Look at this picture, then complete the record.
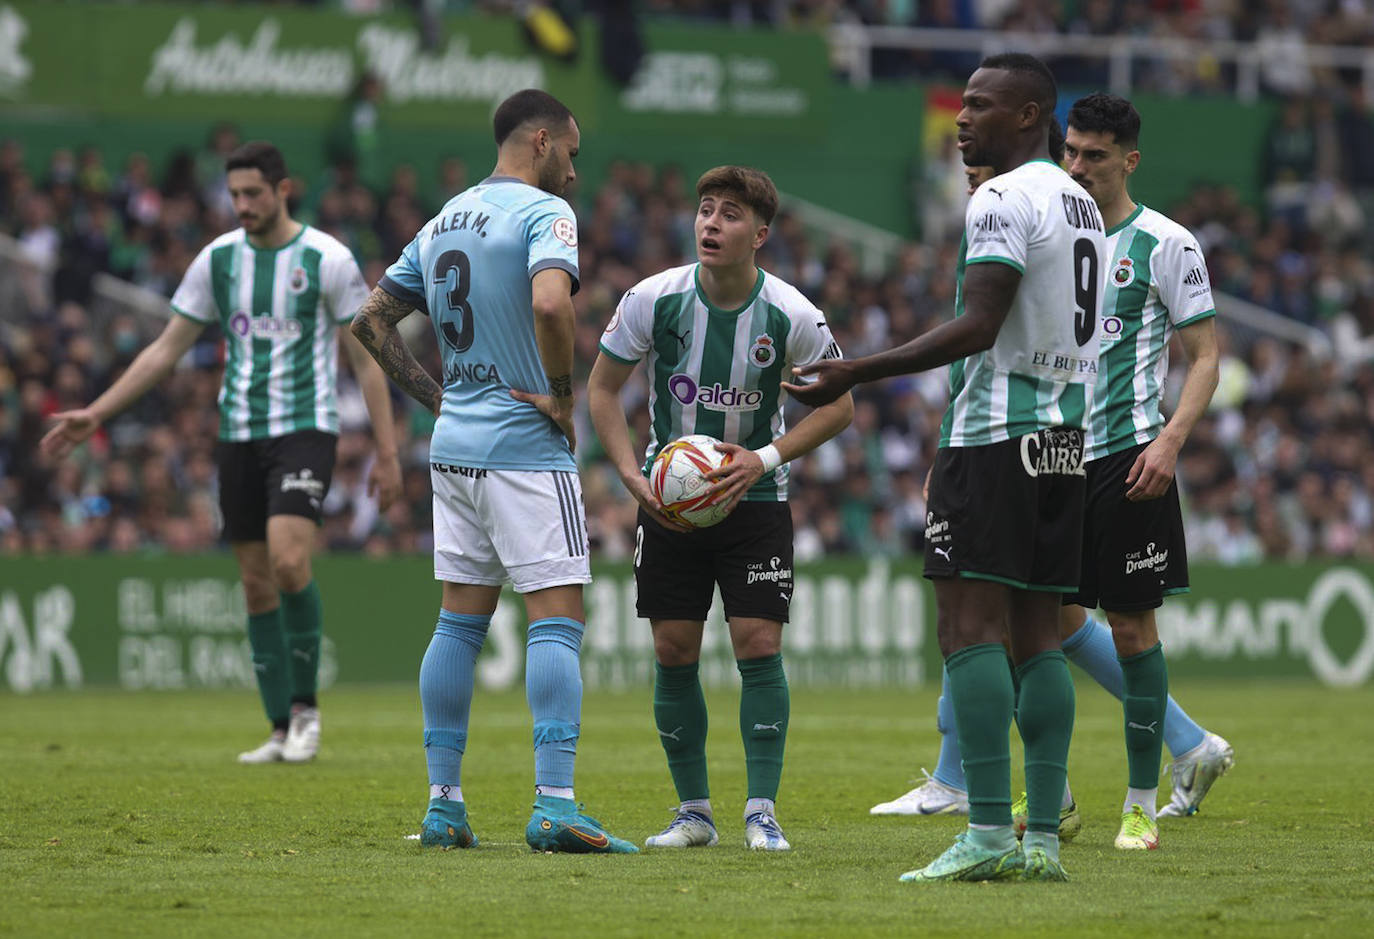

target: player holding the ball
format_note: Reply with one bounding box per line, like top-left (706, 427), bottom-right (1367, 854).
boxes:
top-left (588, 165), bottom-right (853, 852)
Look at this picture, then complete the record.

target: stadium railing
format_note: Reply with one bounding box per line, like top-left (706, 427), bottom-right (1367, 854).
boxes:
top-left (828, 25), bottom-right (1374, 100)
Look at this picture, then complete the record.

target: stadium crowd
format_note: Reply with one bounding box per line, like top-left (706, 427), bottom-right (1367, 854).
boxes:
top-left (2, 98), bottom-right (1372, 563)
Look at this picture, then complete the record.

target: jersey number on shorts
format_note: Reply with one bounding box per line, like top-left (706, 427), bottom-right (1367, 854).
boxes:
top-left (1072, 238), bottom-right (1099, 347)
top-left (434, 250), bottom-right (475, 353)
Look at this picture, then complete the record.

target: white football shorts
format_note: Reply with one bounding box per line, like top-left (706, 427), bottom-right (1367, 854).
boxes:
top-left (430, 464), bottom-right (591, 593)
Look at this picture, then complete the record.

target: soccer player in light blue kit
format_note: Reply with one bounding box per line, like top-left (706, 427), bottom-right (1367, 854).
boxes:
top-left (350, 89), bottom-right (635, 853)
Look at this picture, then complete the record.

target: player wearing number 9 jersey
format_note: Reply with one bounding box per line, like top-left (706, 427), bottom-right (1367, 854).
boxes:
top-left (786, 53), bottom-right (1103, 883)
top-left (351, 89), bottom-right (635, 855)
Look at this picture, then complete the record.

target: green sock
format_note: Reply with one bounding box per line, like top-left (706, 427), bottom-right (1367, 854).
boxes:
top-left (246, 608), bottom-right (291, 726)
top-left (737, 654), bottom-right (789, 801)
top-left (1120, 642), bottom-right (1168, 789)
top-left (654, 662), bottom-right (710, 801)
top-left (281, 580), bottom-right (323, 703)
top-left (945, 643), bottom-right (1015, 827)
top-left (1015, 650), bottom-right (1075, 834)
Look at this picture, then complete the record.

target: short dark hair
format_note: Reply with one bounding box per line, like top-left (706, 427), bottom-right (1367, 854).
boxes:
top-left (225, 141), bottom-right (288, 186)
top-left (1068, 92), bottom-right (1141, 150)
top-left (696, 166), bottom-right (779, 225)
top-left (493, 89), bottom-right (577, 146)
top-left (979, 52), bottom-right (1057, 123)
top-left (1049, 116), bottom-right (1066, 164)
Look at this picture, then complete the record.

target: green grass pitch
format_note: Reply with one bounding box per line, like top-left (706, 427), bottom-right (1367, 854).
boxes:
top-left (3, 680), bottom-right (1373, 937)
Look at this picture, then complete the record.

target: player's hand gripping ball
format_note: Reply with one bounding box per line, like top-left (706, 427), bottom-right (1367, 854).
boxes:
top-left (649, 434), bottom-right (735, 529)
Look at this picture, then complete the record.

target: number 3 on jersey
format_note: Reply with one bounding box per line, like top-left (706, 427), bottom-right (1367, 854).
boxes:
top-left (434, 250), bottom-right (475, 353)
top-left (1072, 238), bottom-right (1098, 347)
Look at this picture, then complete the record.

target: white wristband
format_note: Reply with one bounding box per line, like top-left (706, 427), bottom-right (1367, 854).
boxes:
top-left (753, 444), bottom-right (783, 474)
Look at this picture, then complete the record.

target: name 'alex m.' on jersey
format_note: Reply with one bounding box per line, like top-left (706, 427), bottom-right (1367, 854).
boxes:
top-left (1089, 204), bottom-right (1216, 460)
top-left (379, 176), bottom-right (581, 472)
top-left (941, 160), bottom-right (1107, 449)
top-left (598, 263), bottom-right (842, 502)
top-left (171, 226), bottom-right (370, 442)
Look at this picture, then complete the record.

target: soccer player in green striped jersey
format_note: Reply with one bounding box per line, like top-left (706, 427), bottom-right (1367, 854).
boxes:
top-left (874, 100), bottom-right (1233, 848)
top-left (589, 165), bottom-right (854, 851)
top-left (791, 54), bottom-right (1101, 882)
top-left (42, 142), bottom-right (402, 764)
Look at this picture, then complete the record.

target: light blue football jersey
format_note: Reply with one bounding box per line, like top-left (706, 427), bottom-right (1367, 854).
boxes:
top-left (380, 176), bottom-right (580, 471)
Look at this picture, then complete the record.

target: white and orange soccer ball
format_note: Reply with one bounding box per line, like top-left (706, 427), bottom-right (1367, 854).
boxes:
top-left (649, 434), bottom-right (734, 529)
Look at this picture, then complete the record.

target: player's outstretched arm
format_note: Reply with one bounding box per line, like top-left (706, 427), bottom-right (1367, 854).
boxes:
top-left (784, 262), bottom-right (1020, 406)
top-left (41, 313), bottom-right (206, 461)
top-left (707, 390), bottom-right (855, 512)
top-left (340, 326), bottom-right (403, 511)
top-left (1125, 317), bottom-right (1219, 502)
top-left (350, 287), bottom-right (443, 418)
top-left (511, 268), bottom-right (577, 451)
top-left (587, 352), bottom-right (689, 532)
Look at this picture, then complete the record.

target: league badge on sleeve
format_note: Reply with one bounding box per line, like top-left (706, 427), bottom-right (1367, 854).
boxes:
top-left (553, 217), bottom-right (577, 247)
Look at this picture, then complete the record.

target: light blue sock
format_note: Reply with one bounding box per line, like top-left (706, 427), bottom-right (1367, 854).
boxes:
top-left (526, 617), bottom-right (584, 790)
top-left (419, 611), bottom-right (490, 790)
top-left (1062, 614), bottom-right (1206, 758)
top-left (932, 666), bottom-right (966, 791)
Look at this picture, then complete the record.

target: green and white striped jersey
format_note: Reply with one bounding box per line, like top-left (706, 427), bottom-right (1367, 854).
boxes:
top-left (598, 263), bottom-right (841, 501)
top-left (170, 226), bottom-right (370, 442)
top-left (1087, 204), bottom-right (1215, 460)
top-left (940, 160), bottom-right (1106, 447)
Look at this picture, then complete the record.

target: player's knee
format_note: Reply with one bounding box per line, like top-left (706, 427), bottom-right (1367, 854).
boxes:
top-left (654, 634), bottom-right (699, 667)
top-left (1107, 611), bottom-right (1157, 655)
top-left (269, 552), bottom-right (311, 593)
top-left (732, 631), bottom-right (781, 661)
top-left (240, 575), bottom-right (278, 613)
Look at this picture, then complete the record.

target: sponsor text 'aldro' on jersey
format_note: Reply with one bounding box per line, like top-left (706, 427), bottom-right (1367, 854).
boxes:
top-left (598, 263), bottom-right (842, 501)
top-left (940, 159), bottom-right (1106, 448)
top-left (379, 176), bottom-right (581, 472)
top-left (1088, 203), bottom-right (1215, 460)
top-left (171, 226), bottom-right (370, 442)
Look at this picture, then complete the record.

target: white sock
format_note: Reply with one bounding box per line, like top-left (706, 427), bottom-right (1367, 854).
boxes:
top-left (1124, 787), bottom-right (1158, 820)
top-left (536, 785), bottom-right (575, 800)
top-left (430, 784), bottom-right (463, 803)
top-left (681, 799), bottom-right (712, 818)
top-left (744, 798), bottom-right (775, 818)
top-left (1062, 781), bottom-right (1075, 811)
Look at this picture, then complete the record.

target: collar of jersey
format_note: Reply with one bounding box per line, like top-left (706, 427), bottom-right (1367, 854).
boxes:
top-left (1106, 202), bottom-right (1145, 236)
top-left (246, 223), bottom-right (307, 254)
top-left (480, 175), bottom-right (528, 186)
top-left (693, 265), bottom-right (765, 317)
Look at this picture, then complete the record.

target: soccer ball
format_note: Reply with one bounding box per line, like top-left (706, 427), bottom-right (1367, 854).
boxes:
top-left (649, 434), bottom-right (734, 529)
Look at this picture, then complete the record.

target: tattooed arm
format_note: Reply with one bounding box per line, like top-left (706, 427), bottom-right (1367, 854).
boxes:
top-left (350, 287), bottom-right (444, 417)
top-left (509, 268), bottom-right (577, 451)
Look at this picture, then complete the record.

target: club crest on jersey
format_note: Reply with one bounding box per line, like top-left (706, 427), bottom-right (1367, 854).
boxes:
top-left (552, 217), bottom-right (577, 247)
top-left (1111, 258), bottom-right (1135, 287)
top-left (748, 334), bottom-right (776, 368)
top-left (287, 266), bottom-right (309, 295)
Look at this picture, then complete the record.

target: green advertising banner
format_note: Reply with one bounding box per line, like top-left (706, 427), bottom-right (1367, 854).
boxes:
top-left (1, 556), bottom-right (1370, 695)
top-left (0, 1), bottom-right (828, 136)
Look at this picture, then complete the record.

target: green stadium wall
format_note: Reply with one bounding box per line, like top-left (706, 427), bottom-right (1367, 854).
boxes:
top-left (1, 2), bottom-right (1273, 238)
top-left (2, 556), bottom-right (1370, 694)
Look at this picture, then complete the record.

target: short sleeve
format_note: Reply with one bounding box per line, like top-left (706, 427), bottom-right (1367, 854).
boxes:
top-left (787, 303), bottom-right (843, 369)
top-left (323, 247), bottom-right (371, 324)
top-left (1156, 231), bottom-right (1216, 328)
top-left (378, 234), bottom-right (428, 314)
top-left (963, 181), bottom-right (1035, 273)
top-left (526, 198), bottom-right (580, 295)
top-left (169, 244), bottom-right (217, 323)
top-left (598, 285), bottom-right (654, 364)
